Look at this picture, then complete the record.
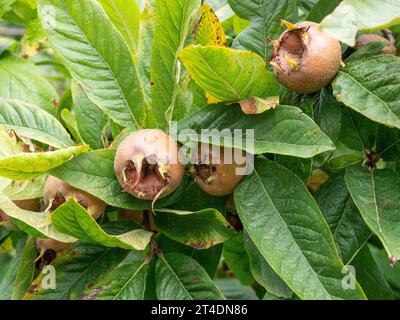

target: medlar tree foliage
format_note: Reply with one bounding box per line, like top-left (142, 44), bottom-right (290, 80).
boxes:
top-left (0, 0), bottom-right (400, 301)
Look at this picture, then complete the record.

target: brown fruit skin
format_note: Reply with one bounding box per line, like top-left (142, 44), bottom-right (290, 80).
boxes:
top-left (114, 129), bottom-right (185, 200)
top-left (272, 21), bottom-right (342, 94)
top-left (36, 238), bottom-right (72, 253)
top-left (0, 199), bottom-right (41, 230)
top-left (193, 144), bottom-right (245, 197)
top-left (355, 34), bottom-right (397, 56)
top-left (44, 176), bottom-right (106, 220)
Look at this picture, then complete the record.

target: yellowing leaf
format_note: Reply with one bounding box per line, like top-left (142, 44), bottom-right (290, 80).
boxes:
top-left (195, 3), bottom-right (227, 47)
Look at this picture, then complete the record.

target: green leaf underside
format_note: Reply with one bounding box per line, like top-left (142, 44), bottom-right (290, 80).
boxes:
top-left (50, 148), bottom-right (191, 210)
top-left (0, 193), bottom-right (76, 243)
top-left (155, 208), bottom-right (236, 249)
top-left (234, 158), bottom-right (365, 300)
top-left (0, 145), bottom-right (89, 180)
top-left (0, 98), bottom-right (72, 149)
top-left (51, 199), bottom-right (153, 251)
top-left (37, 0), bottom-right (144, 128)
top-left (345, 166), bottom-right (400, 261)
top-left (155, 252), bottom-right (225, 300)
top-left (177, 104), bottom-right (335, 158)
top-left (179, 45), bottom-right (279, 102)
top-left (333, 56), bottom-right (400, 130)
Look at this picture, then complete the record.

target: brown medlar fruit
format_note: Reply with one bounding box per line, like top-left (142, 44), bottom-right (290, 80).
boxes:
top-left (0, 199), bottom-right (41, 230)
top-left (355, 34), bottom-right (397, 56)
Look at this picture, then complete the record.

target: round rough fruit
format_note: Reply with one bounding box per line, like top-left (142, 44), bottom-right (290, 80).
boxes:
top-left (114, 129), bottom-right (185, 200)
top-left (44, 176), bottom-right (106, 220)
top-left (0, 199), bottom-right (41, 230)
top-left (36, 238), bottom-right (72, 253)
top-left (193, 144), bottom-right (246, 197)
top-left (355, 34), bottom-right (397, 55)
top-left (269, 20), bottom-right (342, 94)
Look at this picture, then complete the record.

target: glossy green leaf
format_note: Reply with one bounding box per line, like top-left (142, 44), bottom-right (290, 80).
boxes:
top-left (37, 0), bottom-right (144, 128)
top-left (72, 82), bottom-right (107, 150)
top-left (243, 232), bottom-right (292, 298)
top-left (155, 252), bottom-right (225, 300)
top-left (215, 278), bottom-right (258, 300)
top-left (307, 0), bottom-right (341, 23)
top-left (151, 0), bottom-right (201, 128)
top-left (155, 208), bottom-right (236, 249)
top-left (315, 176), bottom-right (371, 264)
top-left (11, 236), bottom-right (36, 300)
top-left (26, 242), bottom-right (128, 300)
top-left (52, 199), bottom-right (153, 251)
top-left (345, 166), bottom-right (400, 262)
top-left (50, 149), bottom-right (191, 211)
top-left (234, 158), bottom-right (365, 300)
top-left (0, 53), bottom-right (58, 116)
top-left (0, 193), bottom-right (76, 243)
top-left (98, 0), bottom-right (140, 56)
top-left (178, 104), bottom-right (335, 158)
top-left (370, 244), bottom-right (400, 292)
top-left (179, 45), bottom-right (279, 104)
top-left (0, 98), bottom-right (72, 149)
top-left (320, 0), bottom-right (400, 46)
top-left (228, 0), bottom-right (297, 59)
top-left (0, 145), bottom-right (89, 180)
top-left (81, 250), bottom-right (149, 300)
top-left (333, 56), bottom-right (400, 130)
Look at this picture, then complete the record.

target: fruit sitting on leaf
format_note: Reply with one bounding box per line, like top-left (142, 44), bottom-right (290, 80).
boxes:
top-left (0, 199), bottom-right (41, 230)
top-left (114, 129), bottom-right (185, 201)
top-left (269, 20), bottom-right (342, 94)
top-left (36, 176), bottom-right (106, 255)
top-left (355, 34), bottom-right (397, 56)
top-left (193, 143), bottom-right (246, 197)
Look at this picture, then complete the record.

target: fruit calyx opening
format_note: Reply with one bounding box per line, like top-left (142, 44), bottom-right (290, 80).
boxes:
top-left (123, 155), bottom-right (169, 197)
top-left (195, 164), bottom-right (217, 184)
top-left (363, 150), bottom-right (379, 170)
top-left (269, 22), bottom-right (310, 75)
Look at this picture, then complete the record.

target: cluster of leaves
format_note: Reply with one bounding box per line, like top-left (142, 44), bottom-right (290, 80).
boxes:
top-left (0, 0), bottom-right (400, 300)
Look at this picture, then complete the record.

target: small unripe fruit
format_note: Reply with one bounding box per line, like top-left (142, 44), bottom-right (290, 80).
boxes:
top-left (193, 144), bottom-right (246, 197)
top-left (270, 21), bottom-right (342, 94)
top-left (114, 129), bottom-right (185, 200)
top-left (0, 199), bottom-right (41, 230)
top-left (355, 34), bottom-right (397, 56)
top-left (44, 176), bottom-right (106, 220)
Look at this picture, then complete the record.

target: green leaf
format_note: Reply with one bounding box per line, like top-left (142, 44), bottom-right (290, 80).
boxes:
top-left (155, 208), bottom-right (236, 249)
top-left (352, 245), bottom-right (395, 300)
top-left (306, 0), bottom-right (341, 23)
top-left (320, 0), bottom-right (400, 46)
top-left (37, 0), bottom-right (144, 128)
top-left (178, 104), bottom-right (335, 158)
top-left (50, 149), bottom-right (191, 211)
top-left (60, 109), bottom-right (83, 143)
top-left (0, 145), bottom-right (89, 180)
top-left (0, 53), bottom-right (58, 116)
top-left (315, 176), bottom-right (371, 264)
top-left (179, 45), bottom-right (279, 104)
top-left (345, 41), bottom-right (386, 63)
top-left (345, 166), bottom-right (400, 261)
top-left (52, 199), bottom-right (153, 251)
top-left (333, 56), bottom-right (400, 130)
top-left (81, 250), bottom-right (148, 300)
top-left (0, 193), bottom-right (76, 243)
top-left (222, 233), bottom-right (254, 286)
top-left (72, 82), bottom-right (107, 150)
top-left (234, 158), bottom-right (366, 300)
top-left (151, 0), bottom-right (201, 128)
top-left (228, 0), bottom-right (297, 59)
top-left (98, 0), bottom-right (140, 56)
top-left (0, 98), bottom-right (72, 149)
top-left (11, 236), bottom-right (37, 300)
top-left (157, 234), bottom-right (222, 277)
top-left (215, 278), bottom-right (258, 300)
top-left (243, 232), bottom-right (293, 298)
top-left (370, 244), bottom-right (400, 293)
top-left (155, 252), bottom-right (225, 300)
top-left (26, 242), bottom-right (128, 300)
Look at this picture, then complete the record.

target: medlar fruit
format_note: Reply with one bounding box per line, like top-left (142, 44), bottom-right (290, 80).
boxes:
top-left (355, 34), bottom-right (397, 56)
top-left (0, 199), bottom-right (41, 230)
top-left (193, 143), bottom-right (246, 197)
top-left (114, 129), bottom-right (185, 201)
top-left (269, 20), bottom-right (342, 94)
